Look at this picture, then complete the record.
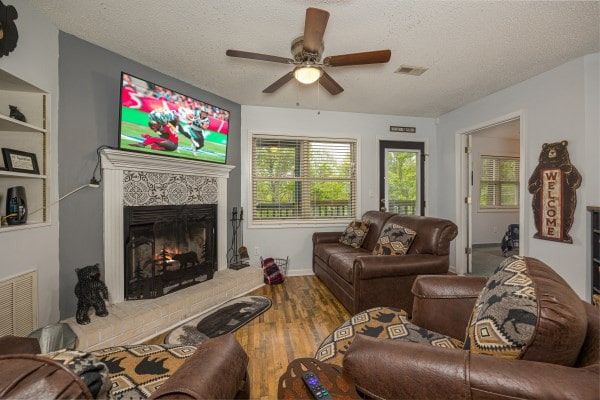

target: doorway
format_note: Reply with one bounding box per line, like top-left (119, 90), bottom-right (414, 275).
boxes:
top-left (457, 116), bottom-right (523, 276)
top-left (379, 140), bottom-right (425, 216)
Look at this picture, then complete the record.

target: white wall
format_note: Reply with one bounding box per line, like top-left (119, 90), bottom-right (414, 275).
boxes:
top-left (472, 135), bottom-right (520, 244)
top-left (0, 0), bottom-right (60, 326)
top-left (437, 53), bottom-right (600, 299)
top-left (240, 106), bottom-right (436, 274)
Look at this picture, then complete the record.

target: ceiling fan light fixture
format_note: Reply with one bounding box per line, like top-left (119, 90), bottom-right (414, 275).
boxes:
top-left (294, 66), bottom-right (322, 84)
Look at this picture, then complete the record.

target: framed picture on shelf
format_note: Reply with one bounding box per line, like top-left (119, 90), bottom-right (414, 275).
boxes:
top-left (2, 148), bottom-right (40, 174)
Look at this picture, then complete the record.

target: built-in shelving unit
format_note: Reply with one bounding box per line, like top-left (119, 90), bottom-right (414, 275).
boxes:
top-left (0, 69), bottom-right (49, 231)
top-left (589, 206), bottom-right (600, 305)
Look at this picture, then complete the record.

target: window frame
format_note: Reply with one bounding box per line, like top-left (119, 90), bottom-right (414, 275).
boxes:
top-left (478, 155), bottom-right (520, 211)
top-left (249, 133), bottom-right (360, 227)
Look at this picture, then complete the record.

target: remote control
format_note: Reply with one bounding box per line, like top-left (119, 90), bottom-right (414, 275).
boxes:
top-left (301, 371), bottom-right (332, 400)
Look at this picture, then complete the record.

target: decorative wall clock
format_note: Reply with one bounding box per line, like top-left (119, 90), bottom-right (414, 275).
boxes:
top-left (0, 0), bottom-right (19, 57)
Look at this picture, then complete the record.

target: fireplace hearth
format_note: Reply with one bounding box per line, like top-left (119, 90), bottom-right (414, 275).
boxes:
top-left (124, 204), bottom-right (217, 300)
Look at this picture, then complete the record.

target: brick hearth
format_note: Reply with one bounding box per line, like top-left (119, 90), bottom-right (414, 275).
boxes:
top-left (64, 267), bottom-right (263, 350)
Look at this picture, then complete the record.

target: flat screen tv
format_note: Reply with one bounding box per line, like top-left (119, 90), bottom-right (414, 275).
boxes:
top-left (118, 72), bottom-right (229, 164)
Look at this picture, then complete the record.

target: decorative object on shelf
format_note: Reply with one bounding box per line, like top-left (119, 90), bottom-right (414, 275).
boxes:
top-left (8, 104), bottom-right (25, 122)
top-left (228, 206), bottom-right (249, 269)
top-left (5, 185), bottom-right (26, 225)
top-left (528, 140), bottom-right (582, 243)
top-left (74, 263), bottom-right (109, 325)
top-left (1, 148), bottom-right (39, 174)
top-left (0, 0), bottom-right (19, 58)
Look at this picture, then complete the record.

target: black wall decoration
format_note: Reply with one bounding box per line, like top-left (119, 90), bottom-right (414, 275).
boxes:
top-left (528, 140), bottom-right (582, 244)
top-left (0, 0), bottom-right (18, 57)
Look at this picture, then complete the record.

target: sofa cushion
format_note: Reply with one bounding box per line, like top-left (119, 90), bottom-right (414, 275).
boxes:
top-left (359, 210), bottom-right (396, 251)
top-left (92, 344), bottom-right (197, 399)
top-left (463, 256), bottom-right (587, 366)
top-left (372, 224), bottom-right (416, 256)
top-left (314, 242), bottom-right (360, 264)
top-left (316, 307), bottom-right (461, 367)
top-left (328, 251), bottom-right (367, 283)
top-left (339, 220), bottom-right (371, 248)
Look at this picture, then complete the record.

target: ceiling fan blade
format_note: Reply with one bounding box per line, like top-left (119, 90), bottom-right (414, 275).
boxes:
top-left (226, 49), bottom-right (293, 64)
top-left (303, 8), bottom-right (329, 54)
top-left (324, 50), bottom-right (391, 67)
top-left (263, 71), bottom-right (295, 93)
top-left (319, 71), bottom-right (344, 95)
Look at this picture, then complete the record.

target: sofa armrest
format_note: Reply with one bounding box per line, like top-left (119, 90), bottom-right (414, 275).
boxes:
top-left (312, 231), bottom-right (342, 245)
top-left (150, 334), bottom-right (249, 400)
top-left (410, 275), bottom-right (487, 340)
top-left (0, 335), bottom-right (41, 355)
top-left (343, 335), bottom-right (599, 400)
top-left (354, 254), bottom-right (448, 280)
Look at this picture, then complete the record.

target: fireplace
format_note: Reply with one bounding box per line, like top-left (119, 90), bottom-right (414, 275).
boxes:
top-left (124, 204), bottom-right (217, 300)
top-left (101, 148), bottom-right (234, 304)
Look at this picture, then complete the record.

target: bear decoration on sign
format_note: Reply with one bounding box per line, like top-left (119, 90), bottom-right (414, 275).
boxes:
top-left (0, 1), bottom-right (19, 57)
top-left (528, 140), bottom-right (582, 244)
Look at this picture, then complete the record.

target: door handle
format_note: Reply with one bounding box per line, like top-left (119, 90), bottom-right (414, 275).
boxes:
top-left (380, 198), bottom-right (386, 212)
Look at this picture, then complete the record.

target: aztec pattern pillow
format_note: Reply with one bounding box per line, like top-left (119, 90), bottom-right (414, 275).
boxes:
top-left (92, 344), bottom-right (197, 399)
top-left (44, 349), bottom-right (112, 399)
top-left (315, 307), bottom-right (462, 366)
top-left (339, 219), bottom-right (371, 248)
top-left (463, 255), bottom-right (537, 359)
top-left (372, 224), bottom-right (416, 255)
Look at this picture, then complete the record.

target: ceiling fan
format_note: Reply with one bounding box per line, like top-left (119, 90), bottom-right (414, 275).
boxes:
top-left (226, 7), bottom-right (391, 95)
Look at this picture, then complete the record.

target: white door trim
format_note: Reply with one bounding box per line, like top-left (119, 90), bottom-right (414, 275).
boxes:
top-left (454, 110), bottom-right (528, 275)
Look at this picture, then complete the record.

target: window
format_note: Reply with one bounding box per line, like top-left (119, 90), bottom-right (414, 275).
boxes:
top-left (479, 156), bottom-right (520, 209)
top-left (251, 135), bottom-right (357, 223)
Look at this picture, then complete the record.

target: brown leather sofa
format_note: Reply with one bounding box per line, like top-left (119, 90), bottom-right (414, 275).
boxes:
top-left (313, 210), bottom-right (458, 314)
top-left (0, 333), bottom-right (249, 399)
top-left (340, 257), bottom-right (600, 400)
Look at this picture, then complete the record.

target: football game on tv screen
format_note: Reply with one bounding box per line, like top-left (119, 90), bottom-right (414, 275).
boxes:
top-left (119, 72), bottom-right (229, 164)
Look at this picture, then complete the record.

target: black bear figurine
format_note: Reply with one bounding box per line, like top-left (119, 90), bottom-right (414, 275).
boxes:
top-left (74, 263), bottom-right (109, 325)
top-left (9, 105), bottom-right (26, 122)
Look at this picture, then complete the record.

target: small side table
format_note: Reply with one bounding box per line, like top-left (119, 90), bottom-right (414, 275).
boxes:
top-left (278, 358), bottom-right (360, 400)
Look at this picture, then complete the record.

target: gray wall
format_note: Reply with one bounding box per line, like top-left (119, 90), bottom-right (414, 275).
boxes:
top-left (58, 32), bottom-right (241, 319)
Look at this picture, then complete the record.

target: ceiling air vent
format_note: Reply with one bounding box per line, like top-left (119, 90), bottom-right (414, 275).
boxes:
top-left (395, 65), bottom-right (428, 76)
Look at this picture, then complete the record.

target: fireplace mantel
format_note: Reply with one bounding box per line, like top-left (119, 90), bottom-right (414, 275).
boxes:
top-left (101, 148), bottom-right (235, 303)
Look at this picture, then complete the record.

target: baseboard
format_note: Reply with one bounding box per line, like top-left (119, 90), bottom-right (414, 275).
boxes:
top-left (286, 268), bottom-right (314, 277)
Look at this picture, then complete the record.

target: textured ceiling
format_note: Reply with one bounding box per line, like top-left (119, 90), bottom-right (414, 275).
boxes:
top-left (27, 0), bottom-right (599, 117)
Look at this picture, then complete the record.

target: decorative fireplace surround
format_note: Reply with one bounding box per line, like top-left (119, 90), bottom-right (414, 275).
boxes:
top-left (62, 149), bottom-right (264, 350)
top-left (101, 148), bottom-right (233, 303)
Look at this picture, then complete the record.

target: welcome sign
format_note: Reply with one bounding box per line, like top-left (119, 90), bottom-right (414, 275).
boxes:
top-left (528, 141), bottom-right (581, 244)
top-left (540, 168), bottom-right (563, 240)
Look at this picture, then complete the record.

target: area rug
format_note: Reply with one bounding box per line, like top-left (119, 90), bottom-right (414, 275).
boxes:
top-left (164, 295), bottom-right (272, 345)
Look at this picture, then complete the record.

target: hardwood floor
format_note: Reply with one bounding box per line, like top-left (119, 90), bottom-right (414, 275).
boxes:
top-left (147, 275), bottom-right (350, 399)
top-left (234, 275), bottom-right (351, 399)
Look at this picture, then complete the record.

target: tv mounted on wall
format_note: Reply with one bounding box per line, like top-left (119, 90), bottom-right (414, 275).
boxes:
top-left (118, 72), bottom-right (229, 164)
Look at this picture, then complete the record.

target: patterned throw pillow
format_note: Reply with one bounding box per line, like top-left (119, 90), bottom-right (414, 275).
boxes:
top-left (372, 224), bottom-right (416, 255)
top-left (463, 256), bottom-right (537, 359)
top-left (339, 219), bottom-right (371, 248)
top-left (464, 255), bottom-right (587, 366)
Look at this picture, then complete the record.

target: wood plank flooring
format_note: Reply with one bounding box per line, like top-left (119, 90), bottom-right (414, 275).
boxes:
top-left (148, 275), bottom-right (350, 399)
top-left (234, 275), bottom-right (351, 399)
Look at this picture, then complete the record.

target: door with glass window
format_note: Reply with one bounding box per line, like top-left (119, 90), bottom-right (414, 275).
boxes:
top-left (379, 141), bottom-right (425, 216)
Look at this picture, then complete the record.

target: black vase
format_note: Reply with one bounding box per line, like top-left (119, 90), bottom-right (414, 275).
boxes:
top-left (6, 186), bottom-right (27, 225)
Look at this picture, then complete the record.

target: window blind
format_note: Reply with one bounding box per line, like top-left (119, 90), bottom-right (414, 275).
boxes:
top-left (252, 135), bottom-right (357, 222)
top-left (479, 156), bottom-right (520, 208)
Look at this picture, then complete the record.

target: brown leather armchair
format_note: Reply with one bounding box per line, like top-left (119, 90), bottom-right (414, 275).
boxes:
top-left (338, 257), bottom-right (599, 400)
top-left (0, 333), bottom-right (249, 399)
